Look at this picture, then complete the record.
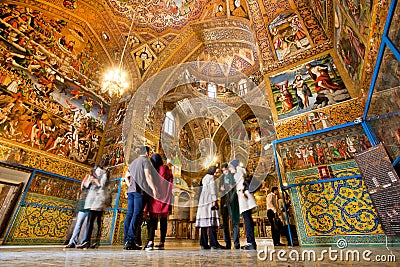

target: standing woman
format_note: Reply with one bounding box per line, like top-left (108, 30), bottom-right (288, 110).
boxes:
top-left (195, 166), bottom-right (224, 249)
top-left (228, 160), bottom-right (258, 250)
top-left (144, 153), bottom-right (173, 251)
top-left (77, 165), bottom-right (108, 249)
top-left (64, 170), bottom-right (93, 248)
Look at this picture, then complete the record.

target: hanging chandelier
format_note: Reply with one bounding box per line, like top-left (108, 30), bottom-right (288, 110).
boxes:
top-left (101, 16), bottom-right (135, 97)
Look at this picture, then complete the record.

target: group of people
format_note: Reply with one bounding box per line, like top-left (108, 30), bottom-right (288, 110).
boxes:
top-left (195, 160), bottom-right (258, 250)
top-left (65, 145), bottom-right (294, 250)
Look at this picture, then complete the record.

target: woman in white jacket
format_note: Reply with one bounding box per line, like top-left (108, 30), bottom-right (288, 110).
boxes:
top-left (229, 160), bottom-right (257, 250)
top-left (195, 166), bottom-right (224, 249)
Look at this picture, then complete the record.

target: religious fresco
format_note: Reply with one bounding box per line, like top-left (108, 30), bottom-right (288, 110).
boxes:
top-left (107, 0), bottom-right (212, 32)
top-left (230, 0), bottom-right (249, 18)
top-left (373, 47), bottom-right (400, 93)
top-left (367, 86), bottom-right (400, 161)
top-left (369, 115), bottom-right (400, 162)
top-left (277, 125), bottom-right (371, 174)
top-left (100, 134), bottom-right (125, 168)
top-left (335, 4), bottom-right (366, 84)
top-left (337, 0), bottom-right (373, 40)
top-left (268, 13), bottom-right (311, 60)
top-left (63, 0), bottom-right (77, 10)
top-left (270, 54), bottom-right (351, 120)
top-left (29, 174), bottom-right (80, 200)
top-left (213, 0), bottom-right (227, 17)
top-left (0, 140), bottom-right (90, 179)
top-left (309, 0), bottom-right (328, 27)
top-left (0, 4), bottom-right (110, 165)
top-left (132, 45), bottom-right (156, 77)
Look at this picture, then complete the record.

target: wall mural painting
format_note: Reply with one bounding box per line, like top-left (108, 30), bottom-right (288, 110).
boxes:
top-left (0, 4), bottom-right (109, 165)
top-left (269, 13), bottom-right (312, 60)
top-left (63, 0), bottom-right (78, 10)
top-left (278, 126), bottom-right (371, 173)
top-left (100, 134), bottom-right (125, 168)
top-left (230, 0), bottom-right (249, 18)
top-left (369, 116), bottom-right (400, 161)
top-left (337, 0), bottom-right (372, 39)
top-left (309, 0), bottom-right (327, 27)
top-left (214, 0), bottom-right (227, 17)
top-left (270, 54), bottom-right (351, 120)
top-left (373, 47), bottom-right (400, 93)
top-left (335, 4), bottom-right (366, 83)
top-left (108, 0), bottom-right (212, 32)
top-left (29, 174), bottom-right (79, 201)
top-left (275, 98), bottom-right (364, 139)
top-left (133, 45), bottom-right (156, 77)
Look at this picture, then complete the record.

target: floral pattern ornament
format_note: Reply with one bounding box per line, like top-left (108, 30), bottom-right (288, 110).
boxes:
top-left (63, 0), bottom-right (77, 10)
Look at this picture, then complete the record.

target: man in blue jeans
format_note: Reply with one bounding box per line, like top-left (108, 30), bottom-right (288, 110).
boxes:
top-left (123, 146), bottom-right (157, 250)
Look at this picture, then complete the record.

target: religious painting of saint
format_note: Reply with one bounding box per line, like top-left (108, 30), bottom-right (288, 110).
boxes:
top-left (335, 4), bottom-right (366, 84)
top-left (270, 54), bottom-right (351, 120)
top-left (269, 13), bottom-right (311, 60)
top-left (133, 46), bottom-right (156, 77)
top-left (230, 0), bottom-right (248, 18)
top-left (337, 0), bottom-right (372, 39)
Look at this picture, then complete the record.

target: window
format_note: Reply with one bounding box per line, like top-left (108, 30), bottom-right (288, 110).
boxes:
top-left (164, 112), bottom-right (175, 136)
top-left (238, 79), bottom-right (248, 96)
top-left (207, 83), bottom-right (217, 98)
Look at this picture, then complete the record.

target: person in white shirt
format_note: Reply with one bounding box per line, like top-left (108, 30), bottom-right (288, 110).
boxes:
top-left (266, 186), bottom-right (284, 246)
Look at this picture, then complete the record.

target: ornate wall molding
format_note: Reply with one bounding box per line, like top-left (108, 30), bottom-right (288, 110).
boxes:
top-left (0, 138), bottom-right (90, 179)
top-left (247, 0), bottom-right (275, 65)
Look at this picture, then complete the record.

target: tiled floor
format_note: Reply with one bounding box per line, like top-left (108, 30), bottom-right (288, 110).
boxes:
top-left (0, 239), bottom-right (399, 266)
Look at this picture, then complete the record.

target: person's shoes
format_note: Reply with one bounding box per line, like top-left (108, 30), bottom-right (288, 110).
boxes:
top-left (154, 243), bottom-right (164, 250)
top-left (234, 244), bottom-right (240, 249)
top-left (124, 242), bottom-right (142, 250)
top-left (200, 245), bottom-right (211, 250)
top-left (211, 245), bottom-right (226, 250)
top-left (241, 244), bottom-right (256, 250)
top-left (90, 242), bottom-right (98, 249)
top-left (76, 241), bottom-right (90, 249)
top-left (64, 244), bottom-right (75, 248)
top-left (144, 243), bottom-right (154, 251)
top-left (274, 243), bottom-right (285, 246)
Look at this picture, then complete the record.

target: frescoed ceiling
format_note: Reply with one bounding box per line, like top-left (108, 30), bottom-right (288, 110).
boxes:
top-left (107, 0), bottom-right (213, 32)
top-left (0, 0), bottom-right (386, 172)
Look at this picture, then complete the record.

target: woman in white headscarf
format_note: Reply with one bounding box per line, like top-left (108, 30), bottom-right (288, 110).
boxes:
top-left (195, 165), bottom-right (224, 249)
top-left (229, 159), bottom-right (257, 250)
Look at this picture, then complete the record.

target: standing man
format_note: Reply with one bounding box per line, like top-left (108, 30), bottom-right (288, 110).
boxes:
top-left (219, 163), bottom-right (240, 249)
top-left (123, 146), bottom-right (158, 250)
top-left (267, 186), bottom-right (284, 246)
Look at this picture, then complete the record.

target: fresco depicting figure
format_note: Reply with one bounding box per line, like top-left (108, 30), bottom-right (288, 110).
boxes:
top-left (0, 4), bottom-right (108, 165)
top-left (270, 55), bottom-right (351, 120)
top-left (292, 75), bottom-right (312, 109)
top-left (335, 4), bottom-right (366, 83)
top-left (269, 13), bottom-right (311, 60)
